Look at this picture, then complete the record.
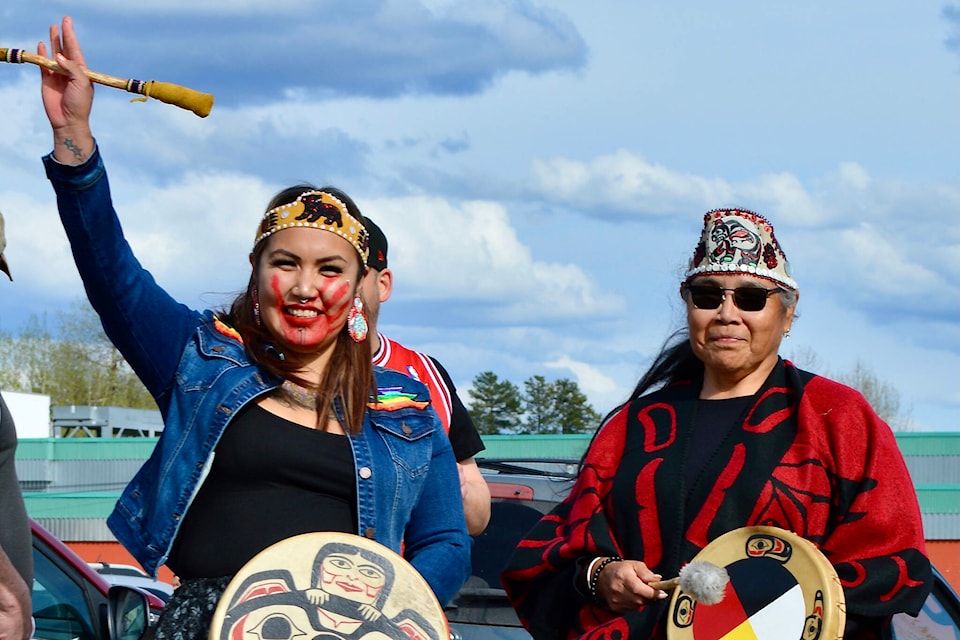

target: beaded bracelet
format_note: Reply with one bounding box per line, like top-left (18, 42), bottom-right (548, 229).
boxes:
top-left (588, 555), bottom-right (622, 602)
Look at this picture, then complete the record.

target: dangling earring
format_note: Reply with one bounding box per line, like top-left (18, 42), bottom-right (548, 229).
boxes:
top-left (782, 331), bottom-right (791, 339)
top-left (347, 295), bottom-right (368, 342)
top-left (253, 286), bottom-right (261, 327)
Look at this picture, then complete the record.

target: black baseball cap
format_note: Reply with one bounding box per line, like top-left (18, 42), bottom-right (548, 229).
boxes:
top-left (365, 217), bottom-right (388, 271)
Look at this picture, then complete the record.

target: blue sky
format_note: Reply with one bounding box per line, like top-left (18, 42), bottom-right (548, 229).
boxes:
top-left (0, 1), bottom-right (957, 430)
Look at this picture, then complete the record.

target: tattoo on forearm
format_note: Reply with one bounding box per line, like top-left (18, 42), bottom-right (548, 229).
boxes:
top-left (64, 138), bottom-right (86, 161)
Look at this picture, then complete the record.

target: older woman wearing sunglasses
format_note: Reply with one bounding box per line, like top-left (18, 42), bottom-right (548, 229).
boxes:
top-left (503, 208), bottom-right (932, 640)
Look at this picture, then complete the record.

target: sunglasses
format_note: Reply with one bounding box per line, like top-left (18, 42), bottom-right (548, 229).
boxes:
top-left (684, 284), bottom-right (783, 312)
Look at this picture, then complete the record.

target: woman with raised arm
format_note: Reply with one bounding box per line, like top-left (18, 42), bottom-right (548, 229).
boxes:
top-left (38, 17), bottom-right (469, 639)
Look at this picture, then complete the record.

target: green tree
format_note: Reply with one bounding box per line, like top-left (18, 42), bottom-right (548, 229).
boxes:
top-left (468, 371), bottom-right (522, 434)
top-left (0, 302), bottom-right (155, 411)
top-left (518, 375), bottom-right (601, 434)
top-left (551, 378), bottom-right (602, 434)
top-left (521, 375), bottom-right (560, 434)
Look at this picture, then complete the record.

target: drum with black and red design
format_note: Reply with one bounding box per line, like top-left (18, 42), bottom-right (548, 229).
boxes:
top-left (208, 532), bottom-right (448, 640)
top-left (667, 526), bottom-right (845, 640)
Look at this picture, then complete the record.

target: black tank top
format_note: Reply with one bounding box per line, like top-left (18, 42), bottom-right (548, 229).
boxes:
top-left (167, 403), bottom-right (357, 578)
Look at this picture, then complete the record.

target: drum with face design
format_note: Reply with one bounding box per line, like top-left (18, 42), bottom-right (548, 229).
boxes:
top-left (208, 532), bottom-right (447, 640)
top-left (667, 526), bottom-right (845, 640)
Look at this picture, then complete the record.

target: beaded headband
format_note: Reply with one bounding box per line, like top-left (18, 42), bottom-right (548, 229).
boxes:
top-left (685, 208), bottom-right (797, 290)
top-left (253, 190), bottom-right (369, 262)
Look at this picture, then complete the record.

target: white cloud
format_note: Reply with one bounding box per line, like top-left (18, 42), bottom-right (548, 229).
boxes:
top-left (108, 171), bottom-right (277, 302)
top-left (835, 223), bottom-right (944, 294)
top-left (0, 75), bottom-right (56, 165)
top-left (544, 354), bottom-right (618, 395)
top-left (530, 150), bottom-right (841, 227)
top-left (367, 195), bottom-right (625, 321)
top-left (738, 172), bottom-right (828, 226)
top-left (837, 162), bottom-right (871, 190)
top-left (531, 150), bottom-right (734, 217)
top-left (0, 193), bottom-right (80, 300)
top-left (526, 149), bottom-right (959, 312)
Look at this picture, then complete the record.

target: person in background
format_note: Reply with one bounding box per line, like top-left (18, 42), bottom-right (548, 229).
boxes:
top-left (37, 17), bottom-right (469, 640)
top-left (0, 211), bottom-right (11, 282)
top-left (0, 211), bottom-right (34, 640)
top-left (361, 217), bottom-right (491, 535)
top-left (502, 207), bottom-right (932, 640)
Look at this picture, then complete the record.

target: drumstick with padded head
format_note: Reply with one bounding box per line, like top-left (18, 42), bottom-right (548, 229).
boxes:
top-left (0, 47), bottom-right (214, 118)
top-left (650, 560), bottom-right (729, 605)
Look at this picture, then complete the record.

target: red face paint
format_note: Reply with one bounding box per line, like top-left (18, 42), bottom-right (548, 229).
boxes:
top-left (265, 274), bottom-right (353, 350)
top-left (256, 226), bottom-right (361, 357)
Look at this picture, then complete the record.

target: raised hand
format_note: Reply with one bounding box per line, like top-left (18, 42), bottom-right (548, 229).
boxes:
top-left (37, 16), bottom-right (94, 164)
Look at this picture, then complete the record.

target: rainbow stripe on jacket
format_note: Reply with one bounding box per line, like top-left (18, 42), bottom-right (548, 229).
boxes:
top-left (368, 386), bottom-right (429, 411)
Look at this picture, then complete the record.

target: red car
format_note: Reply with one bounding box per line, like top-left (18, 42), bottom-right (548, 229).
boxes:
top-left (30, 518), bottom-right (164, 640)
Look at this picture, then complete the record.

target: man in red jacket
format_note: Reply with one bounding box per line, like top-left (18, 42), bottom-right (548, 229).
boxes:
top-left (361, 218), bottom-right (490, 535)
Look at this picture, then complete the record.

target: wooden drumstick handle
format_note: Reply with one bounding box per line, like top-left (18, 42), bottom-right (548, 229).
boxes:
top-left (1, 47), bottom-right (214, 118)
top-left (649, 576), bottom-right (680, 591)
top-left (650, 561), bottom-right (729, 605)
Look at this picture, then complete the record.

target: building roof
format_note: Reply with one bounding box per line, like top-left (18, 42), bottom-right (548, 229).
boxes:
top-left (16, 432), bottom-right (960, 541)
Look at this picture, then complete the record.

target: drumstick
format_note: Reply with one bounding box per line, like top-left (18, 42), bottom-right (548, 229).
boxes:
top-left (1, 47), bottom-right (214, 118)
top-left (650, 560), bottom-right (729, 605)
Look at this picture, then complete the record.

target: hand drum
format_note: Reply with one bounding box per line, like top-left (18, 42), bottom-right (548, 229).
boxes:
top-left (208, 532), bottom-right (448, 640)
top-left (667, 526), bottom-right (845, 640)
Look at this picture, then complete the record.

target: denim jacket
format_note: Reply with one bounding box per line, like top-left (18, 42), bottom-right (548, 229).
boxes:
top-left (43, 148), bottom-right (470, 605)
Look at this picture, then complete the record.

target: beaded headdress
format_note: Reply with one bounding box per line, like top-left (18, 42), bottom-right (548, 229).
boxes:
top-left (253, 190), bottom-right (369, 263)
top-left (685, 208), bottom-right (797, 290)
